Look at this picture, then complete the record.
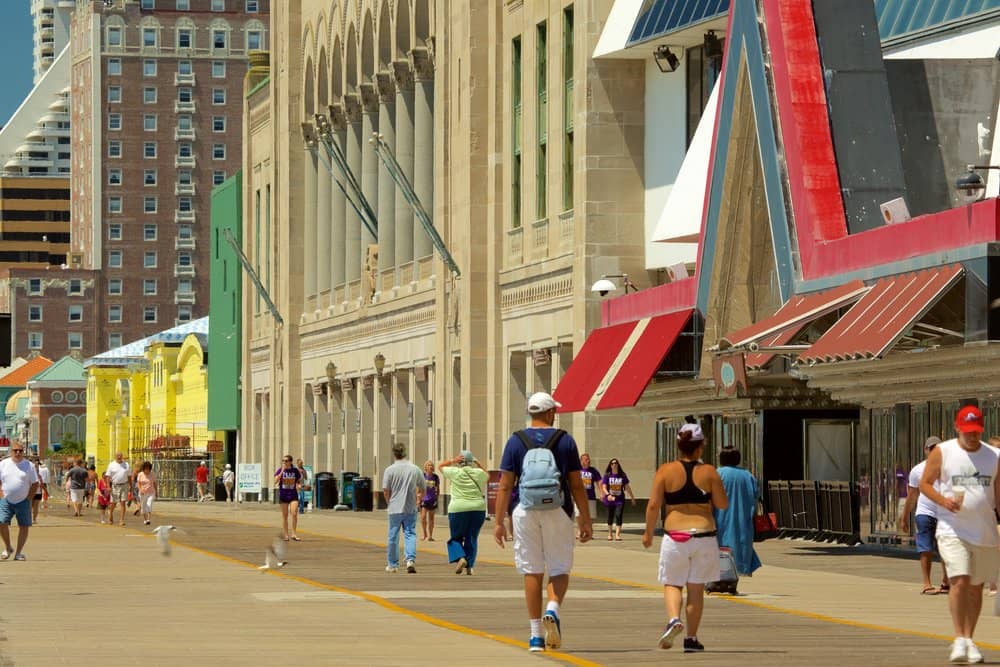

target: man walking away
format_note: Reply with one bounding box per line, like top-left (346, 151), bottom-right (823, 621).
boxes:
top-left (494, 392), bottom-right (592, 653)
top-left (0, 443), bottom-right (39, 561)
top-left (920, 406), bottom-right (1000, 664)
top-left (382, 443), bottom-right (425, 573)
top-left (67, 459), bottom-right (88, 517)
top-left (195, 461), bottom-right (211, 502)
top-left (105, 452), bottom-right (131, 526)
top-left (899, 436), bottom-right (948, 594)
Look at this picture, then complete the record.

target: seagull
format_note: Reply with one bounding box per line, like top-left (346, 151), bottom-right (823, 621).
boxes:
top-left (258, 537), bottom-right (288, 572)
top-left (152, 525), bottom-right (185, 557)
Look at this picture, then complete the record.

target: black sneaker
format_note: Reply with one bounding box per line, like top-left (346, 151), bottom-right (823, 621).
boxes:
top-left (683, 638), bottom-right (705, 653)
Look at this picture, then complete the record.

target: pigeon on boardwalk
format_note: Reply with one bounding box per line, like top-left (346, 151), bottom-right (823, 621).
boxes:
top-left (152, 525), bottom-right (184, 557)
top-left (259, 537), bottom-right (288, 572)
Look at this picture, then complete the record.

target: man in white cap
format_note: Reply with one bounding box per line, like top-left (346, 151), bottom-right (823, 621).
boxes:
top-left (222, 464), bottom-right (235, 502)
top-left (494, 392), bottom-right (592, 653)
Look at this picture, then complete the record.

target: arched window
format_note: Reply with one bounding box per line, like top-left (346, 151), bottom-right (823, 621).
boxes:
top-left (244, 19), bottom-right (266, 52)
top-left (63, 415), bottom-right (78, 442)
top-left (48, 415), bottom-right (64, 447)
top-left (176, 17), bottom-right (197, 50)
top-left (105, 16), bottom-right (126, 50)
top-left (209, 19), bottom-right (232, 54)
top-left (139, 17), bottom-right (162, 52)
top-left (76, 415), bottom-right (86, 443)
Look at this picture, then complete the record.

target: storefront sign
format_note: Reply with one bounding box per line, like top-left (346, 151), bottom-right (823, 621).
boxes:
top-left (237, 463), bottom-right (262, 493)
top-left (206, 440), bottom-right (224, 453)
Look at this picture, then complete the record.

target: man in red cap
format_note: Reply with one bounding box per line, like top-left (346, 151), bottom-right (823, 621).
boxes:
top-left (920, 405), bottom-right (1000, 664)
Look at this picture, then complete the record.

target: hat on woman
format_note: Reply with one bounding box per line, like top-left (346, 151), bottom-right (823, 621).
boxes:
top-left (678, 423), bottom-right (704, 441)
top-left (224, 463), bottom-right (232, 469)
top-left (460, 450), bottom-right (475, 466)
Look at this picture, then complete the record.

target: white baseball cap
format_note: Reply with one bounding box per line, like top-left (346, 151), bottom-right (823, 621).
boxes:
top-left (678, 423), bottom-right (704, 441)
top-left (527, 392), bottom-right (561, 414)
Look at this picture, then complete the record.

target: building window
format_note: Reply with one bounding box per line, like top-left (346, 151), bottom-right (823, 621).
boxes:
top-left (213, 171), bottom-right (226, 186)
top-left (178, 170), bottom-right (193, 185)
top-left (177, 115), bottom-right (193, 131)
top-left (176, 0), bottom-right (190, 8)
top-left (109, 224), bottom-right (122, 240)
top-left (212, 116), bottom-right (226, 132)
top-left (28, 333), bottom-right (42, 350)
top-left (108, 169), bottom-right (122, 185)
top-left (211, 61), bottom-right (226, 78)
top-left (178, 143), bottom-right (193, 158)
top-left (142, 27), bottom-right (157, 48)
top-left (178, 87), bottom-right (193, 103)
top-left (247, 31), bottom-right (262, 51)
top-left (108, 279), bottom-right (122, 295)
top-left (108, 113), bottom-right (122, 130)
top-left (109, 333), bottom-right (123, 348)
top-left (68, 333), bottom-right (83, 350)
top-left (143, 87), bottom-right (157, 104)
top-left (178, 197), bottom-right (193, 212)
top-left (109, 305), bottom-right (122, 323)
top-left (178, 225), bottom-right (193, 239)
top-left (144, 251), bottom-right (157, 268)
top-left (108, 141), bottom-right (122, 158)
top-left (108, 58), bottom-right (121, 75)
top-left (212, 88), bottom-right (226, 105)
top-left (246, 0), bottom-right (258, 11)
top-left (143, 224), bottom-right (157, 241)
top-left (144, 279), bottom-right (157, 296)
top-left (108, 86), bottom-right (121, 103)
top-left (562, 6), bottom-right (574, 212)
top-left (177, 28), bottom-right (192, 48)
top-left (511, 36), bottom-right (522, 229)
top-left (178, 252), bottom-right (192, 266)
top-left (178, 278), bottom-right (193, 293)
top-left (536, 21), bottom-right (548, 221)
top-left (143, 114), bottom-right (157, 131)
top-left (178, 60), bottom-right (193, 76)
top-left (68, 279), bottom-right (82, 295)
top-left (108, 251), bottom-right (123, 269)
top-left (213, 29), bottom-right (227, 50)
top-left (143, 306), bottom-right (158, 323)
top-left (26, 279), bottom-right (41, 296)
top-left (141, 0), bottom-right (155, 9)
top-left (144, 142), bottom-right (157, 158)
top-left (143, 59), bottom-right (157, 76)
top-left (107, 26), bottom-right (122, 48)
top-left (143, 197), bottom-right (157, 214)
top-left (68, 305), bottom-right (83, 322)
top-left (211, 0), bottom-right (224, 11)
top-left (143, 170), bottom-right (157, 186)
top-left (213, 144), bottom-right (226, 160)
top-left (177, 305), bottom-right (192, 322)
top-left (28, 305), bottom-right (42, 322)
top-left (685, 42), bottom-right (723, 147)
top-left (108, 196), bottom-right (122, 214)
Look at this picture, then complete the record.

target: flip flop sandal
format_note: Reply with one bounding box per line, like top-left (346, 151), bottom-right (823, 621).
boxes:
top-left (921, 586), bottom-right (939, 595)
top-left (291, 536), bottom-right (301, 541)
top-left (939, 584), bottom-right (950, 593)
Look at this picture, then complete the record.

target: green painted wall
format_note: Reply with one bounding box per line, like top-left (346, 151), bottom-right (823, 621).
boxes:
top-left (208, 171), bottom-right (242, 430)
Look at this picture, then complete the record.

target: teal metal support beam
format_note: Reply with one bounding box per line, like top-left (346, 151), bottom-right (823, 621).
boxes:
top-left (221, 228), bottom-right (284, 326)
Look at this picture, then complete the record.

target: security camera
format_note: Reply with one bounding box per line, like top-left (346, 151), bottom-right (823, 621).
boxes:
top-left (590, 278), bottom-right (617, 297)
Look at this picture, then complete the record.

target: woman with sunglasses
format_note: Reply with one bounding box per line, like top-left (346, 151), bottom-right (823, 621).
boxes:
top-left (601, 459), bottom-right (636, 541)
top-left (273, 455), bottom-right (302, 541)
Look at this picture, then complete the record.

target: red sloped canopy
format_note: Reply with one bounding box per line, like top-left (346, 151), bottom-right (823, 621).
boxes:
top-left (798, 265), bottom-right (964, 364)
top-left (552, 320), bottom-right (639, 413)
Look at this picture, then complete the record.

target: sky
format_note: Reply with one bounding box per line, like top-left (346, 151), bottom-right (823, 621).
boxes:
top-left (0, 3), bottom-right (35, 127)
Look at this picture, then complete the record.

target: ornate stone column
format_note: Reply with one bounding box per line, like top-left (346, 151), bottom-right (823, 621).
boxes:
top-left (302, 124), bottom-right (318, 297)
top-left (360, 81), bottom-right (380, 291)
top-left (393, 60), bottom-right (415, 268)
top-left (375, 71), bottom-right (396, 271)
top-left (314, 116), bottom-right (332, 296)
top-left (328, 104), bottom-right (347, 290)
top-left (412, 47), bottom-right (434, 261)
top-left (344, 93), bottom-right (363, 284)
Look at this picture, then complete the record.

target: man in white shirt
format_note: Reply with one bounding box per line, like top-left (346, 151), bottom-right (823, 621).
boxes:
top-left (899, 436), bottom-right (948, 594)
top-left (37, 460), bottom-right (50, 509)
top-left (0, 444), bottom-right (39, 561)
top-left (920, 406), bottom-right (1000, 664)
top-left (105, 452), bottom-right (131, 526)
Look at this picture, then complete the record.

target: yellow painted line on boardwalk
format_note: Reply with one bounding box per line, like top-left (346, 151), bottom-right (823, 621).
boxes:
top-left (173, 539), bottom-right (602, 667)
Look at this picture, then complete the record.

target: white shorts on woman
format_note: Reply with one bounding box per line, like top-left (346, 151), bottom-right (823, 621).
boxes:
top-left (139, 493), bottom-right (155, 515)
top-left (658, 534), bottom-right (719, 586)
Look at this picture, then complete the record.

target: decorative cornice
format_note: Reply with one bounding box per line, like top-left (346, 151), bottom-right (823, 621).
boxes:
top-left (375, 71), bottom-right (396, 104)
top-left (359, 82), bottom-right (379, 113)
top-left (327, 103), bottom-right (346, 131)
top-left (300, 303), bottom-right (436, 352)
top-left (392, 60), bottom-right (414, 92)
top-left (343, 93), bottom-right (362, 123)
top-left (411, 46), bottom-right (434, 81)
top-left (500, 273), bottom-right (573, 312)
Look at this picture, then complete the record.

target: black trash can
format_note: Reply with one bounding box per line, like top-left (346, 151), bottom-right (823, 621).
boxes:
top-left (314, 472), bottom-right (337, 510)
top-left (352, 477), bottom-right (373, 511)
top-left (214, 476), bottom-right (227, 502)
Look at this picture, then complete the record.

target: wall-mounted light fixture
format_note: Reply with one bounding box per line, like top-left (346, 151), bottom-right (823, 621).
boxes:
top-left (653, 45), bottom-right (680, 73)
top-left (590, 273), bottom-right (639, 297)
top-left (373, 353), bottom-right (386, 377)
top-left (955, 164), bottom-right (1000, 203)
top-left (325, 361), bottom-right (337, 388)
top-left (704, 30), bottom-right (723, 61)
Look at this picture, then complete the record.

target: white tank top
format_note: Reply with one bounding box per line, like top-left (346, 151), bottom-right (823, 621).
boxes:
top-left (935, 439), bottom-right (1000, 546)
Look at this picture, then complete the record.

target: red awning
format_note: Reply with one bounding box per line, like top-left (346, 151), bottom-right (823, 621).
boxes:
top-left (554, 310), bottom-right (693, 413)
top-left (797, 265), bottom-right (964, 364)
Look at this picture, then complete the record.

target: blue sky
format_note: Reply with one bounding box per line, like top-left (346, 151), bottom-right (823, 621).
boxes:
top-left (0, 3), bottom-right (35, 126)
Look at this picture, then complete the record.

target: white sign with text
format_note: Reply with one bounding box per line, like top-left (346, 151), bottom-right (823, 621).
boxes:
top-left (237, 463), bottom-right (262, 493)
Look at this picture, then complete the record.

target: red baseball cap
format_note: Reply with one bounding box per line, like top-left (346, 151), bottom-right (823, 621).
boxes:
top-left (955, 405), bottom-right (984, 433)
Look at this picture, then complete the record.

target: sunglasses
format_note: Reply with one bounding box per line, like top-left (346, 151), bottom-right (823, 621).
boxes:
top-left (283, 459), bottom-right (293, 463)
top-left (11, 449), bottom-right (24, 453)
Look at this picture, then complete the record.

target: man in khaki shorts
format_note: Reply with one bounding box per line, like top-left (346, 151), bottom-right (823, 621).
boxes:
top-left (920, 406), bottom-right (1000, 664)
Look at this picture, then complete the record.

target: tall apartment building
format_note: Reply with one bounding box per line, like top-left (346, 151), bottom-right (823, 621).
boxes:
top-left (32, 0), bottom-right (75, 84)
top-left (70, 0), bottom-right (269, 350)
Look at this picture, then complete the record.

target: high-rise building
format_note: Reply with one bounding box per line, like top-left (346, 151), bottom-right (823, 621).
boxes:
top-left (31, 0), bottom-right (75, 84)
top-left (70, 0), bottom-right (269, 348)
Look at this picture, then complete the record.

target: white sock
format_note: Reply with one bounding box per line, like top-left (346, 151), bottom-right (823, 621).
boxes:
top-left (545, 601), bottom-right (560, 616)
top-left (530, 619), bottom-right (543, 637)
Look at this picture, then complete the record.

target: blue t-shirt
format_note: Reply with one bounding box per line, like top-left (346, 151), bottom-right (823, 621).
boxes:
top-left (499, 427), bottom-right (582, 518)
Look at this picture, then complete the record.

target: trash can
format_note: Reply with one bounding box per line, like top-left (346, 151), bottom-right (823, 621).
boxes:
top-left (340, 471), bottom-right (358, 507)
top-left (314, 472), bottom-right (337, 510)
top-left (352, 477), bottom-right (373, 511)
top-left (214, 476), bottom-right (227, 502)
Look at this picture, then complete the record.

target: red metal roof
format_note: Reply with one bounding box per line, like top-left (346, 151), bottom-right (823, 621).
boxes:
top-left (553, 321), bottom-right (639, 413)
top-left (798, 265), bottom-right (964, 365)
top-left (0, 356), bottom-right (54, 387)
top-left (594, 310), bottom-right (692, 410)
top-left (719, 280), bottom-right (869, 351)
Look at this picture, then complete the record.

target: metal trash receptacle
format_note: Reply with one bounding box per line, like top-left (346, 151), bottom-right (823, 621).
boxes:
top-left (214, 476), bottom-right (227, 502)
top-left (314, 472), bottom-right (337, 509)
top-left (340, 471), bottom-right (358, 507)
top-left (352, 477), bottom-right (373, 511)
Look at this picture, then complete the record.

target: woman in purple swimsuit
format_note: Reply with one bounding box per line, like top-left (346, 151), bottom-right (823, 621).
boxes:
top-left (420, 461), bottom-right (440, 541)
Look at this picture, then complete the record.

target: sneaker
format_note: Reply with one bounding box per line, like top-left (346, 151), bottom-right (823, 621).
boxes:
top-left (683, 637), bottom-right (705, 653)
top-left (542, 610), bottom-right (562, 649)
top-left (455, 557), bottom-right (467, 574)
top-left (405, 560), bottom-right (416, 574)
top-left (13, 554), bottom-right (25, 561)
top-left (528, 636), bottom-right (545, 653)
top-left (951, 638), bottom-right (968, 664)
top-left (385, 565), bottom-right (398, 573)
top-left (966, 639), bottom-right (984, 664)
top-left (658, 618), bottom-right (684, 650)
top-left (466, 567), bottom-right (475, 576)
top-left (0, 550), bottom-right (8, 560)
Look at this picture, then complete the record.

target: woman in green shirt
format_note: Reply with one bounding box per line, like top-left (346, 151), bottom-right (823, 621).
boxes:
top-left (440, 451), bottom-right (488, 575)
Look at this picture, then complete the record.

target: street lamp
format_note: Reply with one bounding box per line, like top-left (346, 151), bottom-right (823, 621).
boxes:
top-left (955, 164), bottom-right (1000, 203)
top-left (373, 353), bottom-right (386, 377)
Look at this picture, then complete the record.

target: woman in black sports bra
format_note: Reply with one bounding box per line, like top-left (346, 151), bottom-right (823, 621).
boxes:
top-left (641, 423), bottom-right (728, 654)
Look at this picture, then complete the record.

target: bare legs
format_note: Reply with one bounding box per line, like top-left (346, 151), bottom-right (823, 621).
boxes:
top-left (948, 575), bottom-right (984, 638)
top-left (420, 507), bottom-right (436, 541)
top-left (664, 583), bottom-right (706, 637)
top-left (0, 524), bottom-right (29, 557)
top-left (524, 573), bottom-right (569, 618)
top-left (281, 500), bottom-right (300, 539)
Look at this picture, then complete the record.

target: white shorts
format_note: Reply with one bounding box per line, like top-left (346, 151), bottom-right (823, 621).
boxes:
top-left (140, 493), bottom-right (155, 514)
top-left (937, 535), bottom-right (1000, 586)
top-left (512, 504), bottom-right (575, 577)
top-left (658, 534), bottom-right (720, 586)
top-left (70, 488), bottom-right (85, 504)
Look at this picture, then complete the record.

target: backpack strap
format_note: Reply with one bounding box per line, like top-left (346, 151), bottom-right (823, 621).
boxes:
top-left (515, 428), bottom-right (566, 450)
top-left (542, 429), bottom-right (566, 451)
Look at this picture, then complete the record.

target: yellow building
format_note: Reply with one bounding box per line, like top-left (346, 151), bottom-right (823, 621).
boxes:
top-left (84, 318), bottom-right (219, 473)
